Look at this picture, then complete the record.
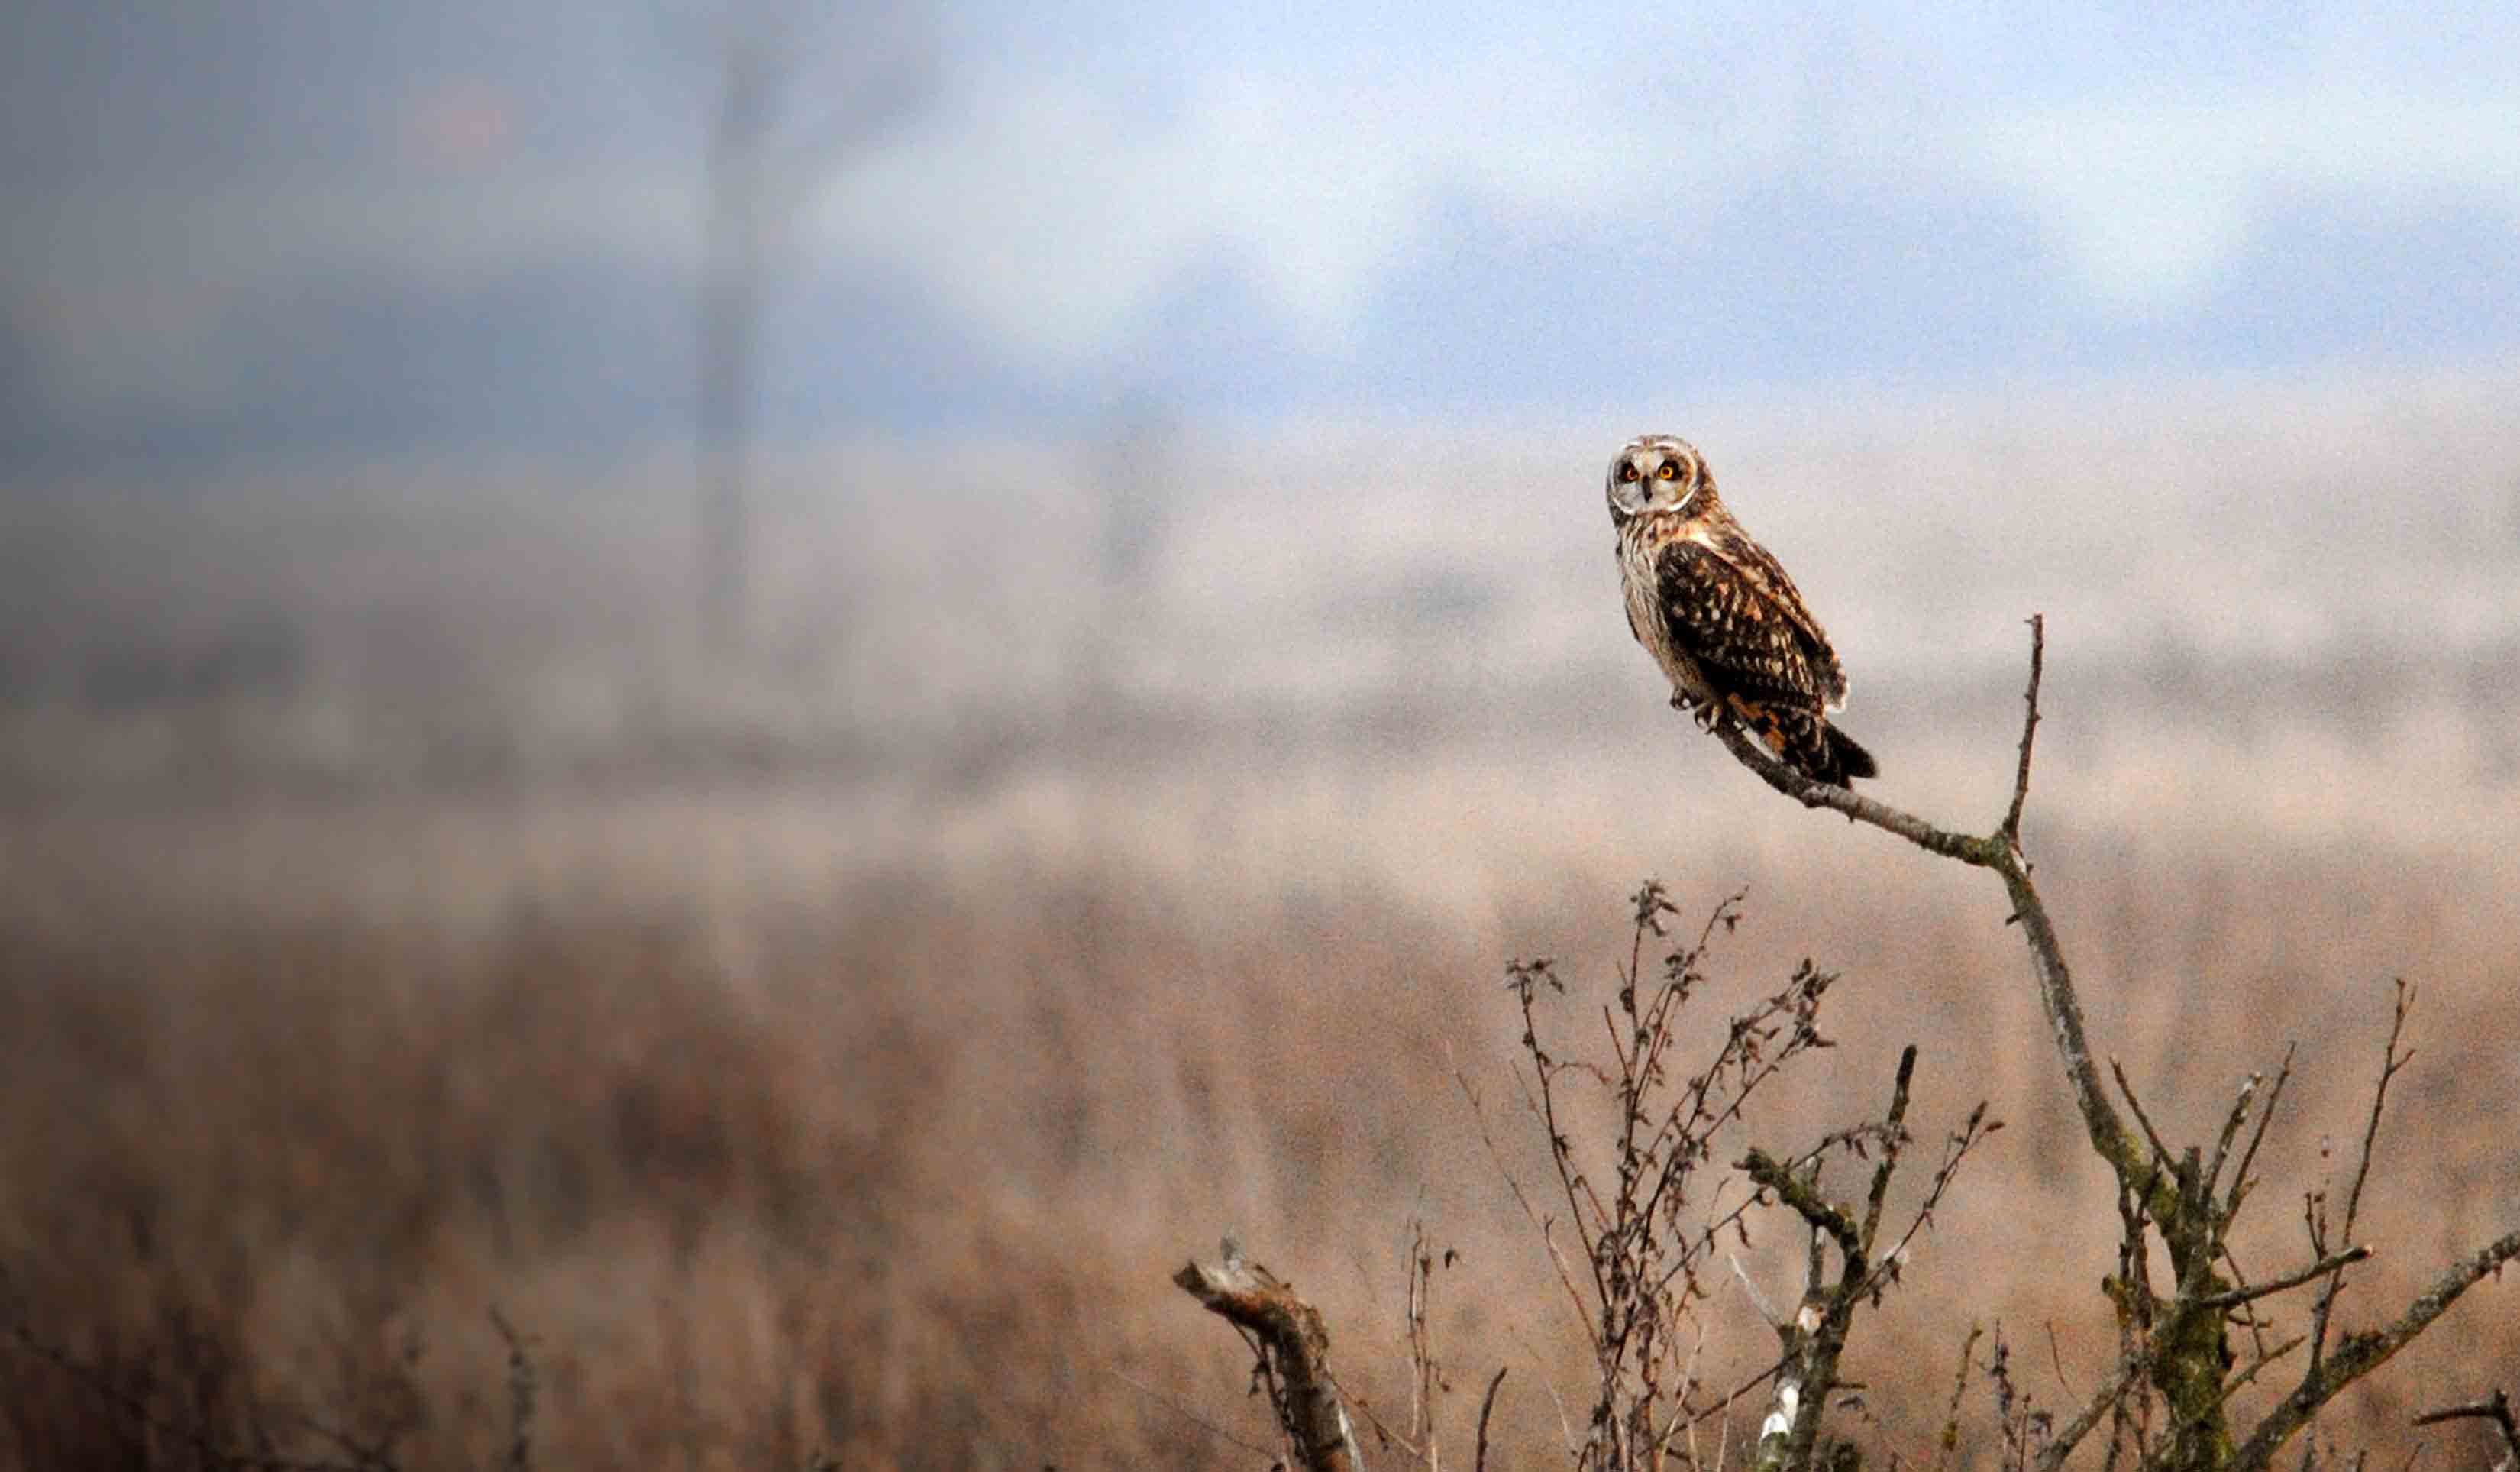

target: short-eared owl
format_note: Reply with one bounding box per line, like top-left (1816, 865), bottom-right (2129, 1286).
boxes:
top-left (1608, 434), bottom-right (1877, 786)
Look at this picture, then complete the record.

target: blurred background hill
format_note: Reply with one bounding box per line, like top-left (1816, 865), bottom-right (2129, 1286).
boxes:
top-left (3, 2), bottom-right (2518, 1467)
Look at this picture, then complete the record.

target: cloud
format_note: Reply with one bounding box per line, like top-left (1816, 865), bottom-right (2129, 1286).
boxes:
top-left (812, 76), bottom-right (1422, 366)
top-left (1972, 86), bottom-right (2520, 310)
top-left (805, 50), bottom-right (2520, 376)
top-left (806, 56), bottom-right (1806, 368)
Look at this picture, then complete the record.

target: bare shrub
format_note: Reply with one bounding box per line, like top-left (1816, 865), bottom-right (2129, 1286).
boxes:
top-left (1178, 618), bottom-right (2520, 1472)
top-left (1182, 883), bottom-right (1993, 1470)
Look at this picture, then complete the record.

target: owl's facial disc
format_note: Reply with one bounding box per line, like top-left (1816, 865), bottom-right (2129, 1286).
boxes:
top-left (1610, 435), bottom-right (1705, 522)
top-left (1607, 457), bottom-right (1653, 520)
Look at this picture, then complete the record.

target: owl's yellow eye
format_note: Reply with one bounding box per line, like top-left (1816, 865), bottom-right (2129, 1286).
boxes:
top-left (1656, 461), bottom-right (1679, 482)
top-left (1617, 464), bottom-right (1640, 484)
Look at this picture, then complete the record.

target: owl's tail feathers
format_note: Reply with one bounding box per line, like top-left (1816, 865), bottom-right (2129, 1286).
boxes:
top-left (1726, 697), bottom-right (1879, 786)
top-left (1824, 723), bottom-right (1879, 785)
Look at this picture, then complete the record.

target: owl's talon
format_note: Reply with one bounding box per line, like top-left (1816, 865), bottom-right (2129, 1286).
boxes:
top-left (1672, 691), bottom-right (1723, 733)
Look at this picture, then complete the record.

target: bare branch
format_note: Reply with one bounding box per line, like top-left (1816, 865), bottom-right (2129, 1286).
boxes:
top-left (2232, 1228), bottom-right (2520, 1472)
top-left (1990, 849), bottom-right (2146, 1186)
top-left (2308, 981), bottom-right (2415, 1380)
top-left (1517, 959), bottom-right (1617, 1323)
top-left (1404, 1219), bottom-right (1438, 1456)
top-left (1451, 1060), bottom-right (1594, 1335)
top-left (1931, 1324), bottom-right (1985, 1472)
top-left (2218, 1334), bottom-right (2305, 1406)
top-left (1801, 1195), bottom-right (1830, 1304)
top-left (2002, 613), bottom-right (2045, 841)
top-left (1860, 1044), bottom-right (1921, 1254)
top-left (2199, 1247), bottom-right (2372, 1310)
top-left (2218, 1242), bottom-right (2274, 1358)
top-left (2044, 1322), bottom-right (2076, 1400)
top-left (2034, 1228), bottom-right (2319, 1472)
top-left (1683, 616), bottom-right (2519, 1469)
top-left (2412, 1388), bottom-right (2520, 1472)
top-left (1334, 1373), bottom-right (1425, 1466)
top-left (2040, 1341), bottom-right (2143, 1471)
top-left (2229, 1043), bottom-right (2296, 1218)
top-left (2205, 1070), bottom-right (2263, 1200)
top-left (2343, 982), bottom-right (2414, 1245)
top-left (1743, 1150), bottom-right (1860, 1263)
top-left (1731, 1252), bottom-right (1783, 1328)
top-left (2411, 1387), bottom-right (2515, 1435)
top-left (1174, 1247), bottom-right (1363, 1472)
top-left (1739, 1047), bottom-right (1959, 1471)
top-left (1706, 624), bottom-right (2147, 1198)
top-left (1660, 1351), bottom-right (1789, 1439)
top-left (2110, 1057), bottom-right (2177, 1173)
top-left (488, 1307), bottom-right (538, 1472)
top-left (1475, 1367), bottom-right (1510, 1472)
top-left (1711, 718), bottom-right (1998, 865)
top-left (1859, 1102), bottom-right (2000, 1303)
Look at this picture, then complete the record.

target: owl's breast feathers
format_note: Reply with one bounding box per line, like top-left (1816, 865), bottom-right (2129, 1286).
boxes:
top-left (1623, 516), bottom-right (1876, 785)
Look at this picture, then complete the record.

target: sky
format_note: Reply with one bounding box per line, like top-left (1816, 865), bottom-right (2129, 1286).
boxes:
top-left (5, 1), bottom-right (2519, 470)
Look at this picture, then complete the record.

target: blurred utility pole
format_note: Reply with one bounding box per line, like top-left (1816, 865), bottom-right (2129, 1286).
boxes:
top-left (689, 0), bottom-right (933, 665)
top-left (1069, 396), bottom-right (1179, 736)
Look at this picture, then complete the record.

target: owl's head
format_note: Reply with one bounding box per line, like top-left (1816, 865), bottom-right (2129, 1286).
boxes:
top-left (1605, 434), bottom-right (1712, 526)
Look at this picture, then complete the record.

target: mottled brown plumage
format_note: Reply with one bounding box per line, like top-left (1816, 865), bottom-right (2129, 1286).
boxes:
top-left (1607, 434), bottom-right (1877, 786)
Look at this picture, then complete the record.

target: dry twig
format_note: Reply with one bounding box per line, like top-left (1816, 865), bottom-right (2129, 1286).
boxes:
top-left (2410, 1388), bottom-right (2519, 1472)
top-left (1173, 1244), bottom-right (1362, 1472)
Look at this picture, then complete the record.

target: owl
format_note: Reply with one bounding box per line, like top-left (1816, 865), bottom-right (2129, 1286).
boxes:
top-left (1607, 434), bottom-right (1877, 786)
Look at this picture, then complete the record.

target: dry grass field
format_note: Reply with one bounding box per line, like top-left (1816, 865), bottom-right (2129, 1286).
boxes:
top-left (3, 377), bottom-right (2517, 1467)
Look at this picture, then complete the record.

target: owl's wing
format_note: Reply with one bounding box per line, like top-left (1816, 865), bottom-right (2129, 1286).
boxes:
top-left (1655, 532), bottom-right (1850, 710)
